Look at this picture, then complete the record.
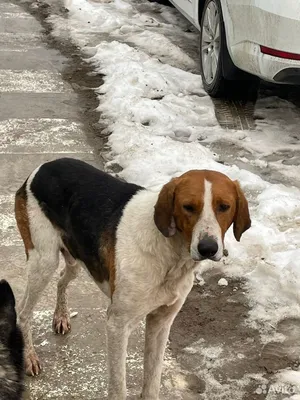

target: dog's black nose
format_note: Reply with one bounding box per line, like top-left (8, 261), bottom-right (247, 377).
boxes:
top-left (198, 238), bottom-right (218, 258)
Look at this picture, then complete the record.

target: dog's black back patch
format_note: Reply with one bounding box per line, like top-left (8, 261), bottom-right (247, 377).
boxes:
top-left (30, 158), bottom-right (143, 283)
top-left (0, 280), bottom-right (24, 400)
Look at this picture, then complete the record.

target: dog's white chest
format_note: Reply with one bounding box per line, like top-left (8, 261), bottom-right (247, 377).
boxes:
top-left (159, 260), bottom-right (196, 307)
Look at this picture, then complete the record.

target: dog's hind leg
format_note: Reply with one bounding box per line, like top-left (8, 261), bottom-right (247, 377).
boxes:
top-left (15, 182), bottom-right (61, 376)
top-left (52, 249), bottom-right (80, 335)
top-left (19, 248), bottom-right (60, 376)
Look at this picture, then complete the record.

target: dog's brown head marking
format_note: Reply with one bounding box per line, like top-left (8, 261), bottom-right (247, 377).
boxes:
top-left (154, 170), bottom-right (251, 261)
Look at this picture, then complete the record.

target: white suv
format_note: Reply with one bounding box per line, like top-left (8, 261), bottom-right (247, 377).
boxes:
top-left (169, 0), bottom-right (300, 97)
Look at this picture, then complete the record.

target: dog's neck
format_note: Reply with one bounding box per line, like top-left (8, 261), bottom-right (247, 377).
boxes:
top-left (122, 189), bottom-right (197, 276)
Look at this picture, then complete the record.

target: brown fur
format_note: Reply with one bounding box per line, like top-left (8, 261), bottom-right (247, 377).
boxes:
top-left (154, 170), bottom-right (251, 246)
top-left (15, 182), bottom-right (34, 259)
top-left (100, 231), bottom-right (116, 297)
top-left (154, 178), bottom-right (178, 237)
top-left (232, 181), bottom-right (251, 241)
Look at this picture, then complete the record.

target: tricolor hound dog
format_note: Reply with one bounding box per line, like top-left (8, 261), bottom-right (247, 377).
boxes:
top-left (15, 158), bottom-right (251, 399)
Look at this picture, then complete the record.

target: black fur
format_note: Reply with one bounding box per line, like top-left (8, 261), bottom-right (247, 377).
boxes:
top-left (0, 280), bottom-right (24, 400)
top-left (30, 158), bottom-right (143, 283)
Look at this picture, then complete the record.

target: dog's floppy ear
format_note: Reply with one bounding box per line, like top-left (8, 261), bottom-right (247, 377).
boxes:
top-left (154, 178), bottom-right (178, 237)
top-left (233, 181), bottom-right (251, 241)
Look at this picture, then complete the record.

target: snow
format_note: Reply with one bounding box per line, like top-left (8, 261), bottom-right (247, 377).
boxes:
top-left (266, 371), bottom-right (300, 399)
top-left (70, 311), bottom-right (78, 318)
top-left (218, 278), bottom-right (228, 287)
top-left (48, 0), bottom-right (300, 397)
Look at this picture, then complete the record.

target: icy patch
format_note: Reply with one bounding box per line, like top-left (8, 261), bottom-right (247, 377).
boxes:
top-left (0, 118), bottom-right (93, 153)
top-left (0, 33), bottom-right (43, 51)
top-left (0, 70), bottom-right (70, 93)
top-left (0, 194), bottom-right (21, 246)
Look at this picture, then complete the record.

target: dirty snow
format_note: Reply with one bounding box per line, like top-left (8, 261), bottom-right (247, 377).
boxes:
top-left (218, 278), bottom-right (228, 287)
top-left (46, 0), bottom-right (300, 397)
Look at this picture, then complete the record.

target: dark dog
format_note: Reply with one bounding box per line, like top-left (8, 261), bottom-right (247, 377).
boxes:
top-left (0, 280), bottom-right (24, 400)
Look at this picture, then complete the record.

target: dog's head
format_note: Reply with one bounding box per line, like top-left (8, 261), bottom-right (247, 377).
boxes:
top-left (154, 170), bottom-right (251, 261)
top-left (0, 280), bottom-right (17, 342)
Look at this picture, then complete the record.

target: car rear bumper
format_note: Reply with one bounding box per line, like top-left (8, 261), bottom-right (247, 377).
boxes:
top-left (229, 41), bottom-right (300, 84)
top-left (224, 2), bottom-right (300, 83)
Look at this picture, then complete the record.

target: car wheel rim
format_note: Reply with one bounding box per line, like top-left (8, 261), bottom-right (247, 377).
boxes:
top-left (201, 1), bottom-right (221, 85)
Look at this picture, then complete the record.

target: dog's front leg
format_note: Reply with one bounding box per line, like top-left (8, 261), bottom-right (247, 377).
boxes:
top-left (141, 300), bottom-right (183, 400)
top-left (106, 309), bottom-right (131, 400)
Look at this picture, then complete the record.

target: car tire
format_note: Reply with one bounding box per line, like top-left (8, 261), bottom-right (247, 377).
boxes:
top-left (199, 0), bottom-right (259, 99)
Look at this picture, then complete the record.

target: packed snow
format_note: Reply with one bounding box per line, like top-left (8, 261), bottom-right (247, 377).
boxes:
top-left (47, 0), bottom-right (300, 397)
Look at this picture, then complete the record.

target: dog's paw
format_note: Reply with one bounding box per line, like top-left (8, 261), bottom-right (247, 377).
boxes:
top-left (52, 311), bottom-right (71, 335)
top-left (25, 351), bottom-right (41, 376)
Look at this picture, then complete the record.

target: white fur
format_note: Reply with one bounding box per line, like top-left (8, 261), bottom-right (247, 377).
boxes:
top-left (190, 180), bottom-right (223, 261)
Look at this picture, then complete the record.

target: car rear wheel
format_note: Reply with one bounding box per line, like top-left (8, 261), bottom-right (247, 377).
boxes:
top-left (199, 0), bottom-right (258, 99)
top-left (200, 0), bottom-right (226, 97)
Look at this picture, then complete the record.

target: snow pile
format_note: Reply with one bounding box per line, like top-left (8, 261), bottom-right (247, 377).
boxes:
top-left (49, 0), bottom-right (300, 396)
top-left (61, 0), bottom-right (199, 71)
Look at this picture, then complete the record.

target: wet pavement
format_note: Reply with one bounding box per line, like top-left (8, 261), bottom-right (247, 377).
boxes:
top-left (0, 2), bottom-right (108, 399)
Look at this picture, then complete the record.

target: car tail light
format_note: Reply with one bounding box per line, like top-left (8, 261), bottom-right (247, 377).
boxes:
top-left (261, 45), bottom-right (300, 61)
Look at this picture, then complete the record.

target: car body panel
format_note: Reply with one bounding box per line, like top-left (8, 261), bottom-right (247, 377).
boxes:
top-left (168, 0), bottom-right (199, 28)
top-left (170, 0), bottom-right (300, 83)
top-left (224, 0), bottom-right (300, 80)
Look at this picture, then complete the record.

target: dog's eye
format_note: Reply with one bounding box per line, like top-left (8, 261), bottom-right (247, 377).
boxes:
top-left (218, 203), bottom-right (230, 212)
top-left (183, 204), bottom-right (195, 213)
